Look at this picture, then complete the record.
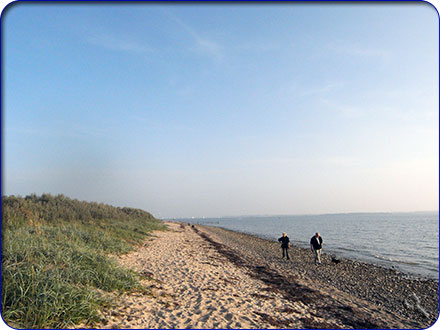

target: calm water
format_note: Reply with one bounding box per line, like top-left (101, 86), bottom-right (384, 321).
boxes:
top-left (178, 212), bottom-right (439, 279)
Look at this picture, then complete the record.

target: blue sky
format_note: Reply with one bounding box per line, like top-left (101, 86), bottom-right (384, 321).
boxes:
top-left (3, 3), bottom-right (438, 218)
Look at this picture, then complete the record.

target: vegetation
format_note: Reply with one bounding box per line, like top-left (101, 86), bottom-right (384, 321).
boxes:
top-left (1, 194), bottom-right (166, 328)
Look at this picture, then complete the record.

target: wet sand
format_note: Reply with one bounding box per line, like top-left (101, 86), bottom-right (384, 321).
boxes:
top-left (93, 222), bottom-right (438, 329)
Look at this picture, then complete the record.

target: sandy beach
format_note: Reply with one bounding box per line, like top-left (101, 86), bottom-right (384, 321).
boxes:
top-left (94, 222), bottom-right (438, 329)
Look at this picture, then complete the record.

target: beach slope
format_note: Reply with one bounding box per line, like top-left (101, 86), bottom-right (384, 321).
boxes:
top-left (95, 222), bottom-right (438, 329)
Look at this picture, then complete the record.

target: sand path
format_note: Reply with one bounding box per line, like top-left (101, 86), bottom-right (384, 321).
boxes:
top-left (98, 222), bottom-right (323, 329)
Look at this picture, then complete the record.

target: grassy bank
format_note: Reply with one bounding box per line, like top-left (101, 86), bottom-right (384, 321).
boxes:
top-left (1, 194), bottom-right (166, 328)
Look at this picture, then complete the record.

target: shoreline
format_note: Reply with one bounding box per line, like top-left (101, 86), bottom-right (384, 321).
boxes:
top-left (180, 212), bottom-right (439, 281)
top-left (92, 221), bottom-right (438, 329)
top-left (196, 224), bottom-right (439, 328)
top-left (199, 224), bottom-right (439, 282)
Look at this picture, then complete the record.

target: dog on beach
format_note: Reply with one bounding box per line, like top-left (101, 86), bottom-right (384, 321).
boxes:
top-left (331, 254), bottom-right (341, 264)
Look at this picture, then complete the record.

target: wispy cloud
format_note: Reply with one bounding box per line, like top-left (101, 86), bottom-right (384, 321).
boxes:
top-left (299, 82), bottom-right (344, 97)
top-left (277, 81), bottom-right (344, 100)
top-left (86, 33), bottom-right (152, 54)
top-left (236, 41), bottom-right (282, 53)
top-left (329, 42), bottom-right (391, 60)
top-left (6, 122), bottom-right (117, 141)
top-left (161, 9), bottom-right (223, 60)
top-left (126, 115), bottom-right (194, 133)
top-left (320, 96), bottom-right (437, 124)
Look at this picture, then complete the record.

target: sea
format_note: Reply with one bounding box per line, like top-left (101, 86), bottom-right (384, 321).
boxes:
top-left (177, 212), bottom-right (439, 279)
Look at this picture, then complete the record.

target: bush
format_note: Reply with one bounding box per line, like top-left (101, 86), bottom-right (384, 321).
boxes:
top-left (1, 194), bottom-right (166, 328)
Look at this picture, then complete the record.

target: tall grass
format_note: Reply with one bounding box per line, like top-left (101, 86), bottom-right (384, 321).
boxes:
top-left (1, 194), bottom-right (166, 328)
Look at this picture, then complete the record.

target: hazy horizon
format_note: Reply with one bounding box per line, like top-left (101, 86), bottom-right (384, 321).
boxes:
top-left (172, 209), bottom-right (440, 219)
top-left (3, 3), bottom-right (439, 218)
top-left (2, 192), bottom-right (438, 220)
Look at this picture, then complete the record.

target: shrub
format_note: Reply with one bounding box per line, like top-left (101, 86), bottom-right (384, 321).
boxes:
top-left (1, 194), bottom-right (166, 328)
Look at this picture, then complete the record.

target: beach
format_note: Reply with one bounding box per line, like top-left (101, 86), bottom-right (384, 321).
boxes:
top-left (94, 222), bottom-right (438, 329)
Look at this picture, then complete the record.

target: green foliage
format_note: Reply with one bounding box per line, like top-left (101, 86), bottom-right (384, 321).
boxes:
top-left (1, 194), bottom-right (166, 328)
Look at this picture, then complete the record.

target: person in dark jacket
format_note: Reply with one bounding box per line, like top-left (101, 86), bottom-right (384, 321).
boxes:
top-left (310, 232), bottom-right (323, 265)
top-left (278, 232), bottom-right (290, 260)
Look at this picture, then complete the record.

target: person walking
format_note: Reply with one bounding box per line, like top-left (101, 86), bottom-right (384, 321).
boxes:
top-left (310, 232), bottom-right (323, 265)
top-left (278, 232), bottom-right (290, 260)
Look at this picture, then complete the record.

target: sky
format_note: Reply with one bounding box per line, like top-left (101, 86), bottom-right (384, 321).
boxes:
top-left (3, 3), bottom-right (439, 218)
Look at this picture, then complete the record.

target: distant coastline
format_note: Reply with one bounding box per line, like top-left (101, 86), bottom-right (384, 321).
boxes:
top-left (172, 210), bottom-right (439, 221)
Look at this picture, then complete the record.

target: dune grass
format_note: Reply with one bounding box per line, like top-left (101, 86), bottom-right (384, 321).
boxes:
top-left (1, 194), bottom-right (166, 328)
